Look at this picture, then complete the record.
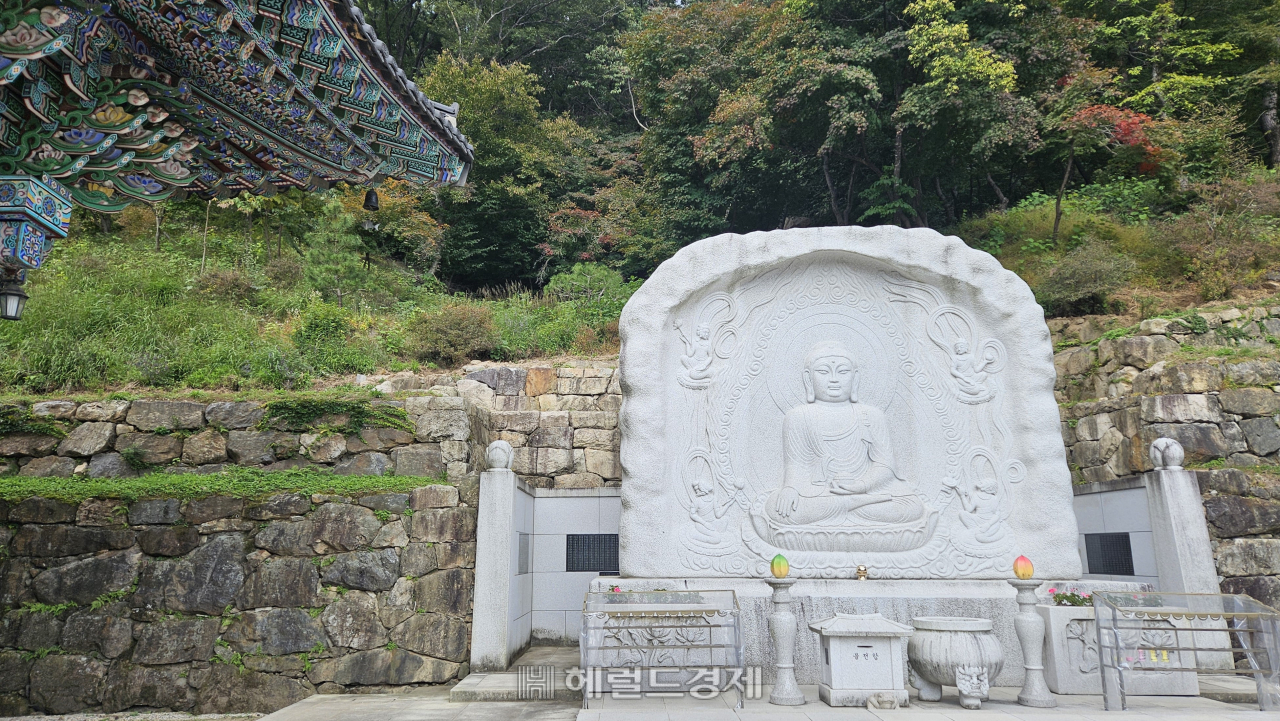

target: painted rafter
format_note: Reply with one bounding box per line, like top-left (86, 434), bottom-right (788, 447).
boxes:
top-left (0, 0), bottom-right (472, 270)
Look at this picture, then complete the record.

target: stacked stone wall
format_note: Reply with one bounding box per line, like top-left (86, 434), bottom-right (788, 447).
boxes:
top-left (0, 360), bottom-right (621, 714)
top-left (459, 361), bottom-right (622, 489)
top-left (1, 390), bottom-right (475, 481)
top-left (1051, 305), bottom-right (1280, 402)
top-left (0, 487), bottom-right (475, 716)
top-left (1049, 306), bottom-right (1280, 627)
top-left (0, 362), bottom-right (622, 492)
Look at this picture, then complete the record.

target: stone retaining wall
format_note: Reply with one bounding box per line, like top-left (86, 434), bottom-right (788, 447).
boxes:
top-left (1051, 304), bottom-right (1280, 402)
top-left (0, 487), bottom-right (475, 716)
top-left (1050, 306), bottom-right (1280, 627)
top-left (0, 361), bottom-right (621, 714)
top-left (2, 391), bottom-right (472, 481)
top-left (0, 361), bottom-right (622, 491)
top-left (1058, 359), bottom-right (1280, 482)
top-left (458, 363), bottom-right (621, 489)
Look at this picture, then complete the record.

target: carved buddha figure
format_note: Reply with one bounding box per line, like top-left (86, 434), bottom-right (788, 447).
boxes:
top-left (766, 341), bottom-right (927, 527)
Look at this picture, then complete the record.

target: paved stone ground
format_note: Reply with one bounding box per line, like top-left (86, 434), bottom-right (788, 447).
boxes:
top-left (0, 715), bottom-right (260, 721)
top-left (246, 684), bottom-right (1262, 721)
top-left (578, 685), bottom-right (1264, 720)
top-left (6, 677), bottom-right (1259, 721)
top-left (260, 692), bottom-right (578, 721)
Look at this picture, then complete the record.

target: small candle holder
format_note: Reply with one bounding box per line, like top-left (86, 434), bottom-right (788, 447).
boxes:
top-left (767, 555), bottom-right (805, 706)
top-left (1009, 555), bottom-right (1056, 708)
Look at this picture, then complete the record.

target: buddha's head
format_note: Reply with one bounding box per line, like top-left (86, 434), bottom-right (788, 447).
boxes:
top-left (803, 341), bottom-right (858, 404)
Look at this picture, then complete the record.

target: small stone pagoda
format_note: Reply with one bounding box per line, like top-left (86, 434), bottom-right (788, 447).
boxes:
top-left (0, 0), bottom-right (472, 274)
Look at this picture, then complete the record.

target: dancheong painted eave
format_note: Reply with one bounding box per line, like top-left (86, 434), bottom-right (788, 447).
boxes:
top-left (0, 0), bottom-right (473, 271)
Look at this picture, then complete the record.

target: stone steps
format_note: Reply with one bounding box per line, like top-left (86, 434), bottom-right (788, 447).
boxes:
top-left (1197, 674), bottom-right (1259, 704)
top-left (449, 670), bottom-right (582, 702)
top-left (450, 646), bottom-right (582, 702)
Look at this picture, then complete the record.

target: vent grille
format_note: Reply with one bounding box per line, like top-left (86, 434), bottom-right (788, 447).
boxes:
top-left (517, 532), bottom-right (530, 575)
top-left (1085, 532), bottom-right (1135, 576)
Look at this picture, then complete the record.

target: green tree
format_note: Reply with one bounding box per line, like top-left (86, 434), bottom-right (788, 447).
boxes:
top-left (415, 53), bottom-right (593, 288)
top-left (302, 204), bottom-right (369, 308)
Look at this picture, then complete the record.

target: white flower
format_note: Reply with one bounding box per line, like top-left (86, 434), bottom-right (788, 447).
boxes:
top-left (39, 7), bottom-right (70, 29)
top-left (0, 23), bottom-right (52, 49)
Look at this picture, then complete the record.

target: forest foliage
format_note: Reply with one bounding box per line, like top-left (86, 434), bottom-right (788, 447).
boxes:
top-left (13, 0), bottom-right (1280, 391)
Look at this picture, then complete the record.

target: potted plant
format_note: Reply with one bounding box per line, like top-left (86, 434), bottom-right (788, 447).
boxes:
top-left (1037, 587), bottom-right (1197, 696)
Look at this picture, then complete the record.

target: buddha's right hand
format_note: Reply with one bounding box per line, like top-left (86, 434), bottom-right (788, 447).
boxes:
top-left (773, 486), bottom-right (799, 518)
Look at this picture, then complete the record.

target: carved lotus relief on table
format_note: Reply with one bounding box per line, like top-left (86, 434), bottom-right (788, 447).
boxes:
top-left (667, 255), bottom-right (1027, 578)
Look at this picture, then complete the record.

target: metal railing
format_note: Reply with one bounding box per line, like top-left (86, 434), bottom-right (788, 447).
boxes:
top-left (1094, 591), bottom-right (1280, 711)
top-left (580, 590), bottom-right (747, 709)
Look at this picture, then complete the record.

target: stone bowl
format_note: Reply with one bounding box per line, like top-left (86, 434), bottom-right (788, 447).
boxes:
top-left (907, 616), bottom-right (1004, 709)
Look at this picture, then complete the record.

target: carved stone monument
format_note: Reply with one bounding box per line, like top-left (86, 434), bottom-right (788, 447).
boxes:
top-left (604, 226), bottom-right (1086, 685)
top-left (619, 226), bottom-right (1078, 579)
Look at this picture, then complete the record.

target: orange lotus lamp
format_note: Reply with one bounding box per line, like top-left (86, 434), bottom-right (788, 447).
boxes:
top-left (771, 554), bottom-right (790, 579)
top-left (1013, 555), bottom-right (1034, 580)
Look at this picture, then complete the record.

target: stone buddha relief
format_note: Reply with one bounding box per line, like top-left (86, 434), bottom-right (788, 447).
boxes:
top-left (620, 227), bottom-right (1080, 581)
top-left (756, 341), bottom-right (935, 551)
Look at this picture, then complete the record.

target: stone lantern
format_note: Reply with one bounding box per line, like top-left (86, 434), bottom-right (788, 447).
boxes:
top-left (809, 612), bottom-right (914, 708)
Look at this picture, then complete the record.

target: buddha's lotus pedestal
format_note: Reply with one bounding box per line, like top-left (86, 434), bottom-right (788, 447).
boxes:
top-left (749, 499), bottom-right (938, 553)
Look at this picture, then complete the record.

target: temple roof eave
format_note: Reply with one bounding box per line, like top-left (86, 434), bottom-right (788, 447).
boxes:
top-left (335, 0), bottom-right (473, 166)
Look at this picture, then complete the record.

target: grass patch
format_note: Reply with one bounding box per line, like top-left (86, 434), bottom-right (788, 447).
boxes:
top-left (0, 237), bottom-right (632, 394)
top-left (0, 467), bottom-right (448, 504)
top-left (0, 386), bottom-right (400, 408)
top-left (0, 405), bottom-right (65, 437)
top-left (261, 399), bottom-right (413, 434)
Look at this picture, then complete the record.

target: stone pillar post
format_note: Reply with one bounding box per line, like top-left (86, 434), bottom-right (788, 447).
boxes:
top-left (766, 578), bottom-right (805, 706)
top-left (1009, 579), bottom-right (1056, 707)
top-left (470, 441), bottom-right (519, 671)
top-left (1145, 437), bottom-right (1231, 669)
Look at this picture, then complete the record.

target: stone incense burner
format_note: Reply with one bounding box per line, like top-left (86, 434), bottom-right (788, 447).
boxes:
top-left (907, 617), bottom-right (1004, 709)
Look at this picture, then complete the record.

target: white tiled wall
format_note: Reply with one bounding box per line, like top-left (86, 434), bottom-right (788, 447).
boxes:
top-left (1073, 486), bottom-right (1160, 587)
top-left (528, 489), bottom-right (622, 644)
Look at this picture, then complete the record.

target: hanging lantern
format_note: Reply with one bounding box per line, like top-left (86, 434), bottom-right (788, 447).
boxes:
top-left (363, 189), bottom-right (380, 211)
top-left (0, 283), bottom-right (29, 321)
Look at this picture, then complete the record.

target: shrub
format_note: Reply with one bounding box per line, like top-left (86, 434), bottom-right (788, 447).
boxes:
top-left (292, 303), bottom-right (379, 374)
top-left (571, 320), bottom-right (621, 355)
top-left (1034, 240), bottom-right (1136, 317)
top-left (265, 256), bottom-right (304, 289)
top-left (408, 303), bottom-right (497, 367)
top-left (1166, 178), bottom-right (1280, 301)
top-left (194, 269), bottom-right (258, 303)
top-left (544, 263), bottom-right (639, 326)
top-left (544, 263), bottom-right (626, 302)
top-left (116, 204), bottom-right (156, 241)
